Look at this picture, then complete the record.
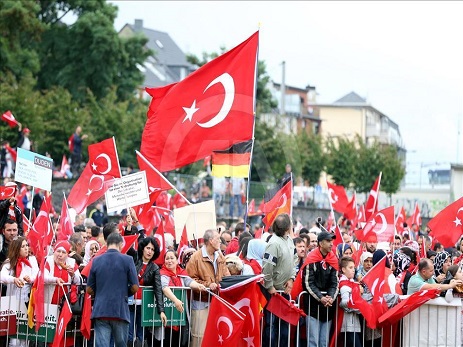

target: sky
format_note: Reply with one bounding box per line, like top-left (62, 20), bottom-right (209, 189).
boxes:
top-left (106, 1), bottom-right (463, 185)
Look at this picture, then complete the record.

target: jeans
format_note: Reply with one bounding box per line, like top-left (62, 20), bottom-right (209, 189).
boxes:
top-left (128, 305), bottom-right (144, 342)
top-left (229, 194), bottom-right (243, 218)
top-left (94, 318), bottom-right (129, 347)
top-left (307, 316), bottom-right (331, 347)
top-left (262, 307), bottom-right (289, 347)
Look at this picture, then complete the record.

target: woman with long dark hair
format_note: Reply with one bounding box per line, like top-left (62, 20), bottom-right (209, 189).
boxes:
top-left (128, 236), bottom-right (167, 347)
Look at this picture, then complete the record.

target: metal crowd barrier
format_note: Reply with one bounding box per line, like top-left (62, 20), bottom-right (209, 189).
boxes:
top-left (0, 283), bottom-right (461, 347)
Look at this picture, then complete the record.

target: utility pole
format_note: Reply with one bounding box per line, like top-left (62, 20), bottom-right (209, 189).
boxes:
top-left (281, 61), bottom-right (286, 116)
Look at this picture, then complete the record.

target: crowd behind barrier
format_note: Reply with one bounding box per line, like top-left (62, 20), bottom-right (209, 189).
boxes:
top-left (0, 283), bottom-right (461, 347)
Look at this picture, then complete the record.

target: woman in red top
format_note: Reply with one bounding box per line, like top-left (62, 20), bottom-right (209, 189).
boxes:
top-left (160, 250), bottom-right (206, 347)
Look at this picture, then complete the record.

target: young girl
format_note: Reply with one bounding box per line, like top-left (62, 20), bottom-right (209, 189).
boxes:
top-left (339, 256), bottom-right (363, 347)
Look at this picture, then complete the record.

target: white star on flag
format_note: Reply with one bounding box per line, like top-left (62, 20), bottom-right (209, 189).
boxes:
top-left (182, 100), bottom-right (199, 123)
top-left (453, 217), bottom-right (462, 227)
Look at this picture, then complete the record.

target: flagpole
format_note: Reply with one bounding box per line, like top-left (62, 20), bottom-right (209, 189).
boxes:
top-left (371, 172), bottom-right (382, 214)
top-left (29, 187), bottom-right (35, 222)
top-left (136, 150), bottom-right (191, 205)
top-left (243, 30), bottom-right (259, 230)
top-left (112, 137), bottom-right (122, 178)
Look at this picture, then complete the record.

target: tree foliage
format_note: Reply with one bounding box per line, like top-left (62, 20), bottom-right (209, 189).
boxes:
top-left (325, 136), bottom-right (358, 188)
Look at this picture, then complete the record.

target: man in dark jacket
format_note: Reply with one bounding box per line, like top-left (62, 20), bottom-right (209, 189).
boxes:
top-left (302, 231), bottom-right (339, 347)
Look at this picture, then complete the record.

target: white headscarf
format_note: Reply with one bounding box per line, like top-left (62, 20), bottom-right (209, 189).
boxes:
top-left (83, 240), bottom-right (100, 265)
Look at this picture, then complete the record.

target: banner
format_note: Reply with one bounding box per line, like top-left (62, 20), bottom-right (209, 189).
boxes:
top-left (105, 171), bottom-right (150, 212)
top-left (15, 148), bottom-right (53, 191)
top-left (141, 287), bottom-right (186, 327)
top-left (15, 299), bottom-right (57, 342)
top-left (0, 296), bottom-right (17, 336)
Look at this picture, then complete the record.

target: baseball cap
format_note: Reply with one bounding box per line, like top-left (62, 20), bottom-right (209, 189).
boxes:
top-left (317, 230), bottom-right (336, 242)
top-left (23, 128), bottom-right (30, 133)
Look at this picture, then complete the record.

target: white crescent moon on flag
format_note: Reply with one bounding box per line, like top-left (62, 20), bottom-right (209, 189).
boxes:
top-left (374, 213), bottom-right (387, 234)
top-left (94, 153), bottom-right (112, 175)
top-left (196, 73), bottom-right (235, 128)
top-left (457, 207), bottom-right (463, 215)
top-left (233, 298), bottom-right (254, 329)
top-left (328, 188), bottom-right (337, 203)
top-left (277, 194), bottom-right (288, 210)
top-left (217, 316), bottom-right (233, 339)
top-left (88, 174), bottom-right (105, 192)
top-left (371, 278), bottom-right (379, 296)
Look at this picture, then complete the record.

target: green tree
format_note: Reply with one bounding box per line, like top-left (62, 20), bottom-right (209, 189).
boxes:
top-left (325, 136), bottom-right (358, 188)
top-left (354, 136), bottom-right (382, 194)
top-left (379, 144), bottom-right (405, 196)
top-left (299, 132), bottom-right (324, 187)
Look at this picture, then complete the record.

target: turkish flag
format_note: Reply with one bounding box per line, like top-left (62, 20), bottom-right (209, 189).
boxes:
top-left (351, 204), bottom-right (366, 231)
top-left (154, 222), bottom-right (166, 266)
top-left (378, 289), bottom-right (439, 325)
top-left (0, 185), bottom-right (16, 199)
top-left (247, 198), bottom-right (256, 214)
top-left (52, 301), bottom-right (73, 347)
top-left (262, 176), bottom-right (292, 231)
top-left (344, 192), bottom-right (357, 220)
top-left (358, 206), bottom-right (395, 243)
top-left (58, 196), bottom-right (74, 241)
top-left (140, 32), bottom-right (258, 172)
top-left (428, 196), bottom-right (463, 247)
top-left (87, 137), bottom-right (121, 178)
top-left (406, 202), bottom-right (422, 227)
top-left (121, 234), bottom-right (138, 254)
top-left (1, 110), bottom-right (19, 128)
top-left (339, 278), bottom-right (376, 329)
top-left (155, 206), bottom-right (175, 238)
top-left (136, 150), bottom-right (174, 192)
top-left (177, 225), bottom-right (189, 259)
top-left (395, 206), bottom-right (406, 234)
top-left (29, 194), bottom-right (53, 263)
top-left (365, 173), bottom-right (382, 221)
top-left (326, 208), bottom-right (336, 231)
top-left (332, 224), bottom-right (344, 248)
top-left (361, 255), bottom-right (388, 328)
top-left (67, 163), bottom-right (115, 214)
top-left (202, 296), bottom-right (245, 347)
top-left (23, 215), bottom-right (32, 236)
top-left (80, 293), bottom-right (92, 340)
top-left (326, 181), bottom-right (349, 214)
top-left (60, 155), bottom-right (69, 177)
top-left (5, 144), bottom-right (17, 161)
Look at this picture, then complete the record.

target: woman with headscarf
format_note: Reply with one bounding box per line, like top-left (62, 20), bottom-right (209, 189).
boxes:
top-left (82, 239), bottom-right (100, 266)
top-left (243, 238), bottom-right (266, 274)
top-left (159, 249), bottom-right (207, 347)
top-left (356, 251), bottom-right (373, 282)
top-left (1, 238), bottom-right (39, 347)
top-left (336, 243), bottom-right (353, 258)
top-left (434, 251), bottom-right (452, 283)
top-left (44, 240), bottom-right (82, 304)
top-left (392, 251), bottom-right (412, 294)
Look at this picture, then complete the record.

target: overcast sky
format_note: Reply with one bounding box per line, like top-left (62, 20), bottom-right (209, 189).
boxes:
top-left (107, 1), bottom-right (462, 182)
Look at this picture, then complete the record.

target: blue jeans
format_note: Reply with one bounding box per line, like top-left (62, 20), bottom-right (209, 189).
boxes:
top-left (307, 316), bottom-right (331, 347)
top-left (229, 194), bottom-right (242, 218)
top-left (94, 318), bottom-right (129, 347)
top-left (128, 305), bottom-right (144, 342)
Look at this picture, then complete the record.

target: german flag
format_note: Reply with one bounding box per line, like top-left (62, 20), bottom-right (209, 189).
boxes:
top-left (211, 140), bottom-right (252, 178)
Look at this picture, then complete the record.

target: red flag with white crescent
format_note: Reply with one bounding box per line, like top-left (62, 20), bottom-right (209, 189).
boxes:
top-left (365, 173), bottom-right (382, 221)
top-left (358, 206), bottom-right (395, 243)
top-left (1, 110), bottom-right (19, 128)
top-left (326, 181), bottom-right (349, 214)
top-left (428, 196), bottom-right (463, 247)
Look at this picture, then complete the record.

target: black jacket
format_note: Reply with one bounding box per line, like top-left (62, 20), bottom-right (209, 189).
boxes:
top-left (0, 200), bottom-right (23, 235)
top-left (135, 260), bottom-right (165, 314)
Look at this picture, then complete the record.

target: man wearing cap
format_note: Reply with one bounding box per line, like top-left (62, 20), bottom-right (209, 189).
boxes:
top-left (301, 230), bottom-right (339, 347)
top-left (261, 213), bottom-right (296, 347)
top-left (16, 123), bottom-right (32, 151)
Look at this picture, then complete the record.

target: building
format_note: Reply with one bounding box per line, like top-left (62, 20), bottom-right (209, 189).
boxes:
top-left (260, 82), bottom-right (321, 135)
top-left (119, 19), bottom-right (196, 98)
top-left (314, 91), bottom-right (406, 161)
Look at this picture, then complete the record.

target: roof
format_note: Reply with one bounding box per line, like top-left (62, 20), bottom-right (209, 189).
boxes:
top-left (334, 91), bottom-right (367, 104)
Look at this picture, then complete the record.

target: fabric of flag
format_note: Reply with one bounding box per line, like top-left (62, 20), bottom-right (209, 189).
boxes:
top-left (365, 173), bottom-right (382, 221)
top-left (80, 293), bottom-right (92, 340)
top-left (28, 194), bottom-right (53, 263)
top-left (140, 32), bottom-right (258, 172)
top-left (406, 202), bottom-right (422, 227)
top-left (58, 197), bottom-right (74, 241)
top-left (396, 206), bottom-right (406, 234)
top-left (67, 163), bottom-right (115, 214)
top-left (262, 176), bottom-right (292, 231)
top-left (5, 143), bottom-right (17, 161)
top-left (326, 181), bottom-right (349, 214)
top-left (136, 150), bottom-right (174, 192)
top-left (87, 137), bottom-right (121, 178)
top-left (0, 185), bottom-right (16, 199)
top-left (326, 208), bottom-right (336, 231)
top-left (60, 155), bottom-right (69, 177)
top-left (332, 225), bottom-right (344, 248)
top-left (121, 234), bottom-right (138, 255)
top-left (68, 134), bottom-right (74, 153)
top-left (219, 276), bottom-right (266, 347)
top-left (155, 206), bottom-right (175, 238)
top-left (211, 140), bottom-right (252, 178)
top-left (361, 255), bottom-right (388, 329)
top-left (23, 215), bottom-right (32, 236)
top-left (153, 222), bottom-right (166, 266)
top-left (358, 206), bottom-right (395, 243)
top-left (177, 225), bottom-right (189, 259)
top-left (339, 278), bottom-right (376, 330)
top-left (52, 301), bottom-right (73, 347)
top-left (344, 192), bottom-right (357, 220)
top-left (428, 196), bottom-right (463, 247)
top-left (30, 258), bottom-right (46, 330)
top-left (201, 296), bottom-right (245, 347)
top-left (378, 289), bottom-right (439, 325)
top-left (1, 110), bottom-right (19, 128)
